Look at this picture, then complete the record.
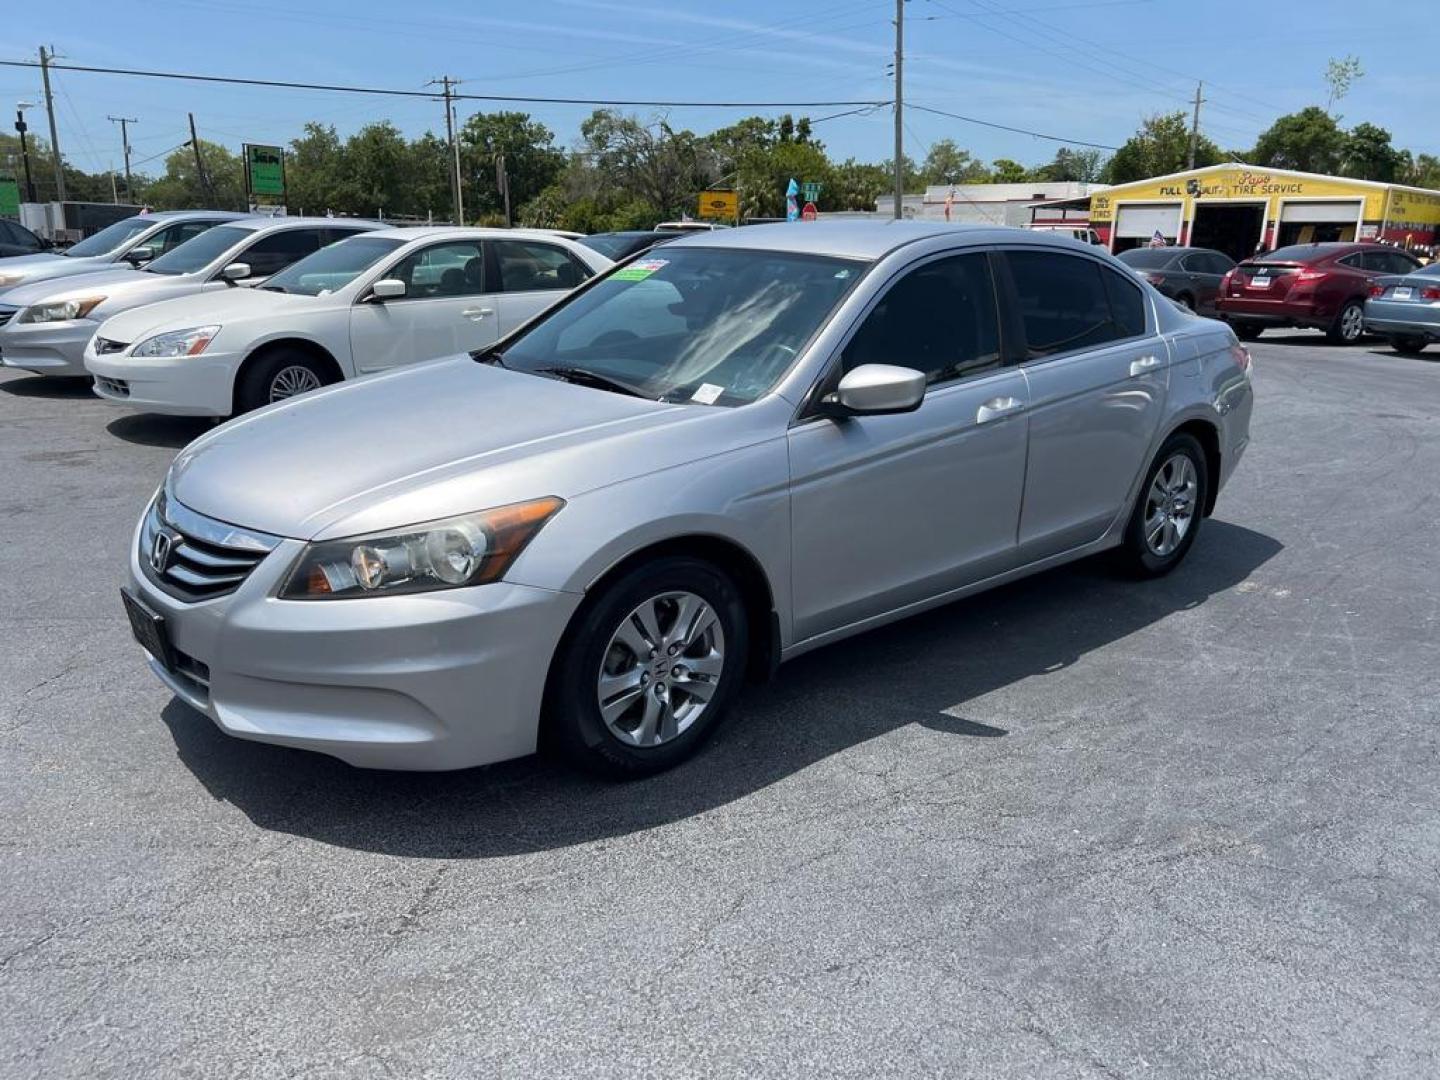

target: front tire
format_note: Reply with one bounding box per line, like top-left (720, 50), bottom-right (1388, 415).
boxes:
top-left (235, 348), bottom-right (334, 414)
top-left (1117, 433), bottom-right (1209, 578)
top-left (544, 556), bottom-right (749, 778)
top-left (1389, 335), bottom-right (1428, 356)
top-left (1327, 300), bottom-right (1365, 344)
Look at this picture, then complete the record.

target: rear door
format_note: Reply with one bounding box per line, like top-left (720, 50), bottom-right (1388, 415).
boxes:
top-left (1183, 251), bottom-right (1233, 312)
top-left (491, 239), bottom-right (593, 335)
top-left (348, 238), bottom-right (499, 373)
top-left (1000, 248), bottom-right (1168, 561)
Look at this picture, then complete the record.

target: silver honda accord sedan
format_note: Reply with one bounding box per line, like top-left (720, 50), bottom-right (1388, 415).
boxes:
top-left (123, 222), bottom-right (1253, 776)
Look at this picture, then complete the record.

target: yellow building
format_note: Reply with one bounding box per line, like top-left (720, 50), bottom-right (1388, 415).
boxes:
top-left (1091, 163), bottom-right (1440, 261)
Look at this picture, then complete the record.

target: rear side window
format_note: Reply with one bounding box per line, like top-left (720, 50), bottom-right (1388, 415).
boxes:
top-left (1007, 251), bottom-right (1138, 358)
top-left (493, 240), bottom-right (588, 293)
top-left (841, 252), bottom-right (1001, 385)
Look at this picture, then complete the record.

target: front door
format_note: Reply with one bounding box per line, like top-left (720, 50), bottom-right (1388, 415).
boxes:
top-left (348, 239), bottom-right (500, 373)
top-left (1001, 249), bottom-right (1169, 561)
top-left (787, 251), bottom-right (1030, 642)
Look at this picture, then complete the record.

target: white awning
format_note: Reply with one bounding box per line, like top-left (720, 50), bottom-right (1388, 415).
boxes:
top-left (1280, 200), bottom-right (1362, 223)
top-left (1115, 203), bottom-right (1183, 238)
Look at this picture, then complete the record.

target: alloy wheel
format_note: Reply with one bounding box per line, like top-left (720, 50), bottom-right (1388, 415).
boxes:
top-left (597, 590), bottom-right (725, 747)
top-left (269, 365), bottom-right (323, 402)
top-left (1143, 453), bottom-right (1198, 557)
top-left (1340, 304), bottom-right (1364, 342)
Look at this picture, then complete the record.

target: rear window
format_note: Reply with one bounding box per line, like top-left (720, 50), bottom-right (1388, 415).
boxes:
top-left (1117, 249), bottom-right (1176, 269)
top-left (1255, 244), bottom-right (1339, 264)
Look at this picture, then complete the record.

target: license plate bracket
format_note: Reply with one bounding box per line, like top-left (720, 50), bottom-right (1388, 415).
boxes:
top-left (121, 589), bottom-right (174, 672)
top-left (1393, 287), bottom-right (1413, 300)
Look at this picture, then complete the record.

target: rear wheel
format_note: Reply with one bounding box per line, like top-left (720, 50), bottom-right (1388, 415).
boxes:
top-left (1327, 300), bottom-right (1365, 344)
top-left (1176, 293), bottom-right (1196, 312)
top-left (544, 556), bottom-right (749, 777)
top-left (235, 348), bottom-right (335, 414)
top-left (1389, 335), bottom-right (1428, 356)
top-left (1117, 432), bottom-right (1209, 578)
top-left (1231, 321), bottom-right (1263, 341)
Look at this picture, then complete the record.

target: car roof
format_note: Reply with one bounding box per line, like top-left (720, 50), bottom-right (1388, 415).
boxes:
top-left (218, 216), bottom-right (382, 234)
top-left (362, 226), bottom-right (584, 242)
top-left (666, 220), bottom-right (1037, 261)
top-left (1254, 241), bottom-right (1370, 261)
top-left (136, 210), bottom-right (251, 222)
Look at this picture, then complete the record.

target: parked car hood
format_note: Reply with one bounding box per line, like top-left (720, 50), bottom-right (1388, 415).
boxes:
top-left (97, 287), bottom-right (320, 343)
top-left (0, 253), bottom-right (115, 295)
top-left (2, 267), bottom-right (155, 309)
top-left (170, 356), bottom-right (767, 541)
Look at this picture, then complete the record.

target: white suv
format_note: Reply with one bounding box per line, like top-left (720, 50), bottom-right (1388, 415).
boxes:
top-left (86, 227), bottom-right (612, 416)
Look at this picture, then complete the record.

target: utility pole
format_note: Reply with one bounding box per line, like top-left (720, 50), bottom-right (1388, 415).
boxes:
top-left (496, 152), bottom-right (510, 227)
top-left (15, 103), bottom-right (38, 202)
top-left (1187, 81), bottom-right (1205, 171)
top-left (430, 76), bottom-right (464, 226)
top-left (39, 46), bottom-right (66, 202)
top-left (188, 112), bottom-right (216, 206)
top-left (107, 115), bottom-right (137, 202)
top-left (892, 0), bottom-right (904, 220)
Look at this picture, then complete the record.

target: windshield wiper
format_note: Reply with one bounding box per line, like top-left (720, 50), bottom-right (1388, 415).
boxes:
top-left (259, 284), bottom-right (286, 293)
top-left (473, 346), bottom-right (507, 367)
top-left (536, 365), bottom-right (652, 399)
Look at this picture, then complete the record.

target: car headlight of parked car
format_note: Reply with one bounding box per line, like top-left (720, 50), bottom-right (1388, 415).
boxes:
top-left (279, 497), bottom-right (565, 599)
top-left (130, 325), bottom-right (221, 357)
top-left (19, 296), bottom-right (107, 322)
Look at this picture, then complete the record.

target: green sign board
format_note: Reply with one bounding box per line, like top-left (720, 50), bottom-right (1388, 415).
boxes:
top-left (244, 144), bottom-right (286, 199)
top-left (801, 181), bottom-right (822, 203)
top-left (0, 176), bottom-right (18, 217)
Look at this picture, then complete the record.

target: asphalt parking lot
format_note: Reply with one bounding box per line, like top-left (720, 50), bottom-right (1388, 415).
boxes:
top-left (2, 333), bottom-right (1437, 1079)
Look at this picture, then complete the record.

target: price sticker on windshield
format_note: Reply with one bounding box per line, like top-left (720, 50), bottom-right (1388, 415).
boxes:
top-left (612, 258), bottom-right (669, 281)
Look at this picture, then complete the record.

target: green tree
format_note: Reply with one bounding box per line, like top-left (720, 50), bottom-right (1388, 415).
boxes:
top-left (1248, 107), bottom-right (1345, 174)
top-left (1324, 55), bottom-right (1363, 114)
top-left (1400, 152), bottom-right (1440, 190)
top-left (338, 122), bottom-right (414, 217)
top-left (143, 140), bottom-right (244, 209)
top-left (920, 139), bottom-right (990, 185)
top-left (1105, 113), bottom-right (1222, 184)
top-left (460, 111), bottom-right (564, 224)
top-left (578, 110), bottom-right (716, 218)
top-left (1031, 147), bottom-right (1107, 183)
top-left (285, 123), bottom-right (346, 215)
top-left (990, 158), bottom-right (1029, 183)
top-left (830, 158), bottom-right (890, 210)
top-left (1341, 122), bottom-right (1402, 182)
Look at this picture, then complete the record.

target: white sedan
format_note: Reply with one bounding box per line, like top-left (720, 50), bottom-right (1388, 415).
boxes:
top-left (85, 227), bottom-right (612, 416)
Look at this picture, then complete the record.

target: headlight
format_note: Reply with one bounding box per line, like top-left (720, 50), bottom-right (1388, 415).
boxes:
top-left (279, 497), bottom-right (565, 599)
top-left (130, 325), bottom-right (221, 358)
top-left (19, 296), bottom-right (106, 322)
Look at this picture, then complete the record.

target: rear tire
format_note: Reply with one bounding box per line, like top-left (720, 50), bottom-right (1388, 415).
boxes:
top-left (1116, 432), bottom-right (1210, 578)
top-left (1231, 321), bottom-right (1263, 341)
top-left (1389, 335), bottom-right (1428, 356)
top-left (544, 556), bottom-right (749, 778)
top-left (235, 348), bottom-right (334, 414)
top-left (1327, 300), bottom-right (1365, 344)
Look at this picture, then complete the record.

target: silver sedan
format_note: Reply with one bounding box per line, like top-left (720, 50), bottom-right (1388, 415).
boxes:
top-left (1364, 261), bottom-right (1440, 354)
top-left (121, 222), bottom-right (1254, 776)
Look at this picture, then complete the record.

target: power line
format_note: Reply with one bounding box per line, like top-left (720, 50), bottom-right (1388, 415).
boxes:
top-left (0, 58), bottom-right (886, 109)
top-left (909, 103), bottom-right (1119, 150)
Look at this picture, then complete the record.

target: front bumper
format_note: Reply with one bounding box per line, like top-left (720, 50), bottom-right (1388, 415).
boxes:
top-left (86, 345), bottom-right (241, 416)
top-left (126, 507), bottom-right (584, 770)
top-left (0, 318), bottom-right (95, 376)
top-left (1364, 299), bottom-right (1440, 340)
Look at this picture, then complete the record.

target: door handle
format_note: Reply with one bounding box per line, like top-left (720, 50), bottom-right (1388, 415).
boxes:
top-left (461, 307), bottom-right (493, 320)
top-left (976, 396), bottom-right (1024, 424)
top-left (1129, 354), bottom-right (1161, 377)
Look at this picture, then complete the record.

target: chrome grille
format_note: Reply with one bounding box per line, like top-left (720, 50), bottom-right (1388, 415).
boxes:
top-left (94, 337), bottom-right (129, 354)
top-left (140, 491), bottom-right (282, 602)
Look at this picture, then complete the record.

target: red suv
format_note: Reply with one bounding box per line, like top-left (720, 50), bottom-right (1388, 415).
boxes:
top-left (1216, 242), bottom-right (1423, 343)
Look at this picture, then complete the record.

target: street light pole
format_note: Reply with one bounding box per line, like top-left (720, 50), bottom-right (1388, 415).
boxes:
top-left (15, 103), bottom-right (38, 203)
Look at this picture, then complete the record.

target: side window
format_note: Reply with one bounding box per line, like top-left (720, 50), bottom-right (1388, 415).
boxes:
top-left (840, 253), bottom-right (1000, 386)
top-left (240, 228), bottom-right (324, 277)
top-left (1102, 267), bottom-right (1147, 338)
top-left (493, 240), bottom-right (588, 293)
top-left (1206, 253), bottom-right (1236, 275)
top-left (1383, 251), bottom-right (1420, 274)
top-left (152, 220), bottom-right (217, 254)
top-left (323, 227), bottom-right (371, 246)
top-left (0, 222), bottom-right (27, 245)
top-left (1179, 254), bottom-right (1203, 273)
top-left (387, 241), bottom-right (486, 298)
top-left (1338, 253), bottom-right (1364, 270)
top-left (1007, 251), bottom-right (1127, 358)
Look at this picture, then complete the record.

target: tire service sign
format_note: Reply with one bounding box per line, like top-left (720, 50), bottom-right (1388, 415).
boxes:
top-left (244, 144), bottom-right (286, 200)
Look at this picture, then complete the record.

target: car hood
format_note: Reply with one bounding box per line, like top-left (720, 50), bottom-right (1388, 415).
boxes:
top-left (0, 253), bottom-right (115, 294)
top-left (2, 267), bottom-right (156, 308)
top-left (170, 356), bottom-right (769, 541)
top-left (97, 287), bottom-right (321, 344)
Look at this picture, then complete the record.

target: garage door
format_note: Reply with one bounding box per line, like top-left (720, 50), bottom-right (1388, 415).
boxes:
top-left (1115, 203), bottom-right (1183, 239)
top-left (1280, 200), bottom-right (1361, 223)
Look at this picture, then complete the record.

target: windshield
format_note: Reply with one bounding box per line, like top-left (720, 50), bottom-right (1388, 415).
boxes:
top-left (63, 216), bottom-right (151, 258)
top-left (145, 225), bottom-right (251, 276)
top-left (1117, 249), bottom-right (1176, 269)
top-left (493, 247), bottom-right (865, 407)
top-left (262, 235), bottom-right (405, 295)
top-left (578, 233), bottom-right (649, 260)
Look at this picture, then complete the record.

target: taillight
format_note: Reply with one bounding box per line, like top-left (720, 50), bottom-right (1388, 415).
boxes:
top-left (1369, 284), bottom-right (1385, 297)
top-left (1423, 286), bottom-right (1440, 301)
top-left (1230, 343), bottom-right (1252, 373)
top-left (1294, 268), bottom-right (1325, 283)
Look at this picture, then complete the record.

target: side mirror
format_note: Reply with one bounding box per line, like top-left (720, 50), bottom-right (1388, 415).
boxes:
top-left (822, 363), bottom-right (926, 418)
top-left (221, 262), bottom-right (251, 282)
top-left (369, 278), bottom-right (407, 300)
top-left (124, 245), bottom-right (156, 265)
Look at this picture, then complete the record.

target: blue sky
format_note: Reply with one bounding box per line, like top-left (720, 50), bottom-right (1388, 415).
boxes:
top-left (3, 0), bottom-right (1435, 178)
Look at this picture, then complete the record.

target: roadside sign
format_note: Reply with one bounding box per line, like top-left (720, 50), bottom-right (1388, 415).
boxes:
top-left (801, 202), bottom-right (818, 222)
top-left (0, 176), bottom-right (18, 217)
top-left (697, 190), bottom-right (737, 221)
top-left (243, 144), bottom-right (286, 200)
top-left (801, 181), bottom-right (822, 203)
